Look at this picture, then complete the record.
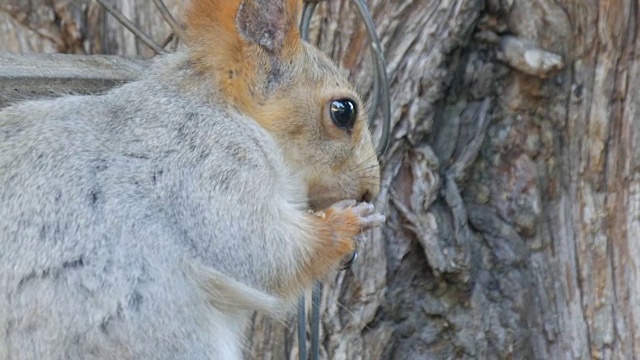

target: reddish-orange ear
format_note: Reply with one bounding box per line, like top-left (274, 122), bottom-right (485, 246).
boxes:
top-left (184, 0), bottom-right (301, 54)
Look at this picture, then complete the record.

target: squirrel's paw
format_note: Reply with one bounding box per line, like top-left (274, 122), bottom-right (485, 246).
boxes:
top-left (320, 200), bottom-right (385, 233)
top-left (321, 201), bottom-right (384, 269)
top-left (304, 201), bottom-right (385, 276)
top-left (313, 200), bottom-right (385, 250)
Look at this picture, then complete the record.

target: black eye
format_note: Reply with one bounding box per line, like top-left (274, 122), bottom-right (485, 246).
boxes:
top-left (330, 99), bottom-right (357, 130)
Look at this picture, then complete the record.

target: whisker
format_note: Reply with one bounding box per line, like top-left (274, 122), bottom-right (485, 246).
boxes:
top-left (351, 177), bottom-right (393, 186)
top-left (352, 165), bottom-right (384, 174)
top-left (349, 159), bottom-right (405, 173)
top-left (349, 153), bottom-right (380, 172)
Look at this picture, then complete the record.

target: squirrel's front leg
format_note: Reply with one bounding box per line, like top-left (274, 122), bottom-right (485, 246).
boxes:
top-left (296, 200), bottom-right (385, 288)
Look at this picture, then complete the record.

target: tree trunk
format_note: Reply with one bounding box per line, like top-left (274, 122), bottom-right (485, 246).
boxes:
top-left (1, 0), bottom-right (638, 359)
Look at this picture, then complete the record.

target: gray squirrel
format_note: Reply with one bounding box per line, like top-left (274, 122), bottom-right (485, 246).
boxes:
top-left (0, 0), bottom-right (384, 358)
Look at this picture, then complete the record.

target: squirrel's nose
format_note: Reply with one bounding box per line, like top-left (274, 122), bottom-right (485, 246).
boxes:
top-left (360, 180), bottom-right (381, 203)
top-left (360, 190), bottom-right (373, 203)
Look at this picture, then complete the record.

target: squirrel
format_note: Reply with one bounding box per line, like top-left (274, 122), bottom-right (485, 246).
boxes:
top-left (0, 0), bottom-right (384, 359)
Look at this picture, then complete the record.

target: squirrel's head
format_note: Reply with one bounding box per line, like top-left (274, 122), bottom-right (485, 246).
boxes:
top-left (185, 0), bottom-right (380, 210)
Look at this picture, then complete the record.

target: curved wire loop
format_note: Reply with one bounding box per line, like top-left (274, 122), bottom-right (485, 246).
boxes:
top-left (299, 0), bottom-right (390, 157)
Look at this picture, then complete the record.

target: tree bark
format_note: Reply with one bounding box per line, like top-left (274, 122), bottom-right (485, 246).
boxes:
top-left (1, 0), bottom-right (639, 359)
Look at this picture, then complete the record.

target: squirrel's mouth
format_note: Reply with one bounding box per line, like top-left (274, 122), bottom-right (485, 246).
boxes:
top-left (307, 182), bottom-right (374, 211)
top-left (307, 193), bottom-right (341, 212)
top-left (307, 183), bottom-right (348, 211)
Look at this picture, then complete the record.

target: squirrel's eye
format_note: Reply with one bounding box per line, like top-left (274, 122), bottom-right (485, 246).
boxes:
top-left (330, 99), bottom-right (357, 130)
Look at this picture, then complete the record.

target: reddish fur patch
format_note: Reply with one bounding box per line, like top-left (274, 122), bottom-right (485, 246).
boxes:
top-left (263, 206), bottom-right (363, 299)
top-left (183, 0), bottom-right (303, 125)
top-left (288, 208), bottom-right (361, 294)
top-left (185, 0), bottom-right (241, 42)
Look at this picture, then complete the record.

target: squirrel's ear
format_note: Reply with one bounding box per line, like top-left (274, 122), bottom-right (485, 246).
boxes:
top-left (236, 0), bottom-right (301, 53)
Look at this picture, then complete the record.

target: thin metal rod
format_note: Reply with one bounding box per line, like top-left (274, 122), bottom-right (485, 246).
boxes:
top-left (298, 296), bottom-right (308, 360)
top-left (372, 40), bottom-right (391, 157)
top-left (96, 0), bottom-right (166, 55)
top-left (300, 2), bottom-right (318, 41)
top-left (369, 53), bottom-right (380, 130)
top-left (161, 32), bottom-right (175, 49)
top-left (310, 281), bottom-right (323, 360)
top-left (351, 0), bottom-right (391, 157)
top-left (151, 0), bottom-right (183, 39)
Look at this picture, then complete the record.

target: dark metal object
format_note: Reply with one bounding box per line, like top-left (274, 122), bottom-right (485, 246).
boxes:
top-left (299, 1), bottom-right (318, 40)
top-left (297, 296), bottom-right (308, 360)
top-left (310, 282), bottom-right (323, 360)
top-left (340, 249), bottom-right (358, 270)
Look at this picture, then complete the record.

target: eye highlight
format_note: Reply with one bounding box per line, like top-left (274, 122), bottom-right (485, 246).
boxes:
top-left (329, 99), bottom-right (357, 130)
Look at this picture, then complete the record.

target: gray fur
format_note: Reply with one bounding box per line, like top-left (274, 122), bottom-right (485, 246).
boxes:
top-left (0, 51), bottom-right (318, 359)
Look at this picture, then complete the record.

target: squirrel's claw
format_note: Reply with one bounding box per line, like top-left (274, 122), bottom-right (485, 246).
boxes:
top-left (324, 200), bottom-right (385, 232)
top-left (352, 202), bottom-right (385, 231)
top-left (339, 250), bottom-right (358, 270)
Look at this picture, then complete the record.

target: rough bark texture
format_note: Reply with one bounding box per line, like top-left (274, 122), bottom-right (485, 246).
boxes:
top-left (1, 0), bottom-right (639, 359)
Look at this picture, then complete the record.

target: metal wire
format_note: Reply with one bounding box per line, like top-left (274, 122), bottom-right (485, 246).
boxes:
top-left (160, 32), bottom-right (175, 49)
top-left (350, 0), bottom-right (391, 157)
top-left (299, 2), bottom-right (317, 41)
top-left (297, 296), bottom-right (308, 360)
top-left (95, 0), bottom-right (166, 54)
top-left (151, 0), bottom-right (183, 39)
top-left (310, 282), bottom-right (323, 360)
